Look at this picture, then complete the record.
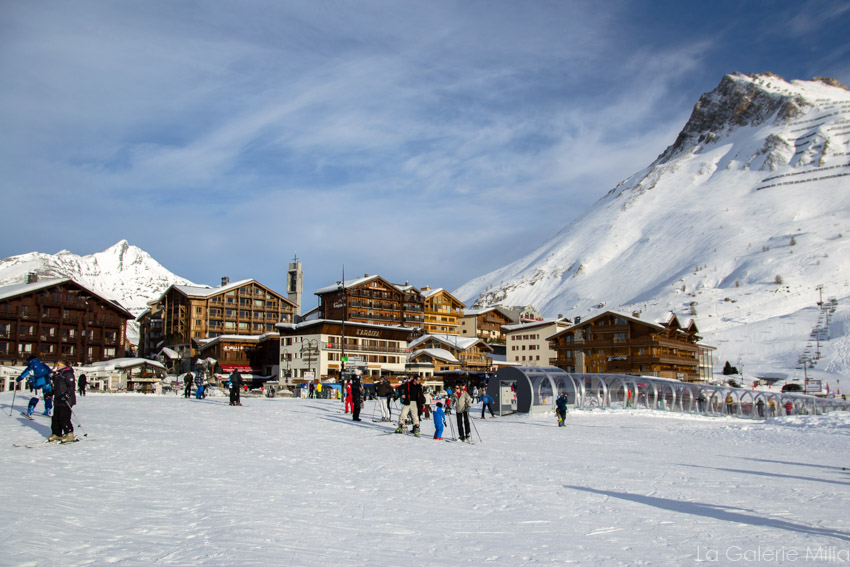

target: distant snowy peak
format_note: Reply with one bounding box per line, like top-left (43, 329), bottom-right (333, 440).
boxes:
top-left (0, 241), bottom-right (199, 315)
top-left (653, 72), bottom-right (849, 167)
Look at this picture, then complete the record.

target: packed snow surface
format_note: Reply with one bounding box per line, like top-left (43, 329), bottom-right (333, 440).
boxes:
top-left (2, 393), bottom-right (849, 566)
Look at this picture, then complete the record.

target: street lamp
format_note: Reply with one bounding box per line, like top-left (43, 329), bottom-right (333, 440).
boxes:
top-left (301, 339), bottom-right (318, 381)
top-left (281, 348), bottom-right (291, 385)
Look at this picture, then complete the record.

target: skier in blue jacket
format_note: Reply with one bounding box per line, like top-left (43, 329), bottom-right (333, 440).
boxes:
top-left (16, 355), bottom-right (54, 396)
top-left (480, 393), bottom-right (495, 419)
top-left (433, 402), bottom-right (446, 440)
top-left (556, 393), bottom-right (569, 427)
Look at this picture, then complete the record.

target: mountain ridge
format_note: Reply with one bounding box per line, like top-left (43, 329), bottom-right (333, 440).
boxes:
top-left (0, 240), bottom-right (200, 316)
top-left (454, 72), bottom-right (850, 380)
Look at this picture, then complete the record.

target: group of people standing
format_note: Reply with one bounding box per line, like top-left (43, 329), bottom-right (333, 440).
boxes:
top-left (16, 355), bottom-right (78, 443)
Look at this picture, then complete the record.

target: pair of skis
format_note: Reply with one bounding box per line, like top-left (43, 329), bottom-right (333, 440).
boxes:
top-left (13, 438), bottom-right (81, 449)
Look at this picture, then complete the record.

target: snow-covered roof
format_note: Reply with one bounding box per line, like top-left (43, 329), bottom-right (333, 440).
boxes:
top-left (157, 347), bottom-right (180, 360)
top-left (0, 277), bottom-right (134, 318)
top-left (407, 348), bottom-right (459, 364)
top-left (197, 333), bottom-right (279, 348)
top-left (88, 358), bottom-right (167, 371)
top-left (503, 318), bottom-right (571, 332)
top-left (409, 333), bottom-right (487, 351)
top-left (172, 279), bottom-right (249, 298)
top-left (276, 319), bottom-right (412, 333)
top-left (314, 275), bottom-right (381, 295)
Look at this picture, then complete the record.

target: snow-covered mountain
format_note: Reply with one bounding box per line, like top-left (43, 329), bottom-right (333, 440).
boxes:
top-left (455, 72), bottom-right (850, 381)
top-left (0, 240), bottom-right (199, 316)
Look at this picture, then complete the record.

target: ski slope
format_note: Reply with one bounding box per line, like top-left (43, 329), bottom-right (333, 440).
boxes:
top-left (2, 393), bottom-right (848, 566)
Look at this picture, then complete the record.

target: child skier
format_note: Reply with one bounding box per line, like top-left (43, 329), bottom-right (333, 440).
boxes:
top-left (433, 401), bottom-right (446, 440)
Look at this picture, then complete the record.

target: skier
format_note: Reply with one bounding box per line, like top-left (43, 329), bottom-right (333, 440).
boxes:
top-left (433, 401), bottom-right (446, 440)
top-left (453, 386), bottom-right (472, 441)
top-left (183, 372), bottom-right (193, 398)
top-left (344, 381), bottom-right (353, 413)
top-left (49, 362), bottom-right (76, 443)
top-left (351, 376), bottom-right (362, 422)
top-left (556, 393), bottom-right (569, 427)
top-left (228, 369), bottom-right (243, 406)
top-left (16, 354), bottom-right (54, 397)
top-left (480, 392), bottom-right (495, 419)
top-left (756, 398), bottom-right (765, 418)
top-left (308, 381), bottom-right (315, 399)
top-left (395, 376), bottom-right (425, 436)
top-left (194, 371), bottom-right (205, 399)
top-left (77, 373), bottom-right (87, 397)
top-left (375, 377), bottom-right (393, 422)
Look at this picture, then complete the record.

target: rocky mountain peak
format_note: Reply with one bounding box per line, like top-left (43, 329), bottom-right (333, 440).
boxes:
top-left (654, 72), bottom-right (812, 165)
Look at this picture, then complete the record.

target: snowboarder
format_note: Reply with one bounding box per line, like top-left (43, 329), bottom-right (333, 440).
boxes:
top-left (481, 392), bottom-right (495, 419)
top-left (49, 362), bottom-right (76, 443)
top-left (453, 386), bottom-right (472, 441)
top-left (228, 370), bottom-right (243, 406)
top-left (556, 393), bottom-right (569, 427)
top-left (77, 373), bottom-right (88, 397)
top-left (375, 377), bottom-right (393, 422)
top-left (433, 401), bottom-right (446, 440)
top-left (395, 376), bottom-right (425, 436)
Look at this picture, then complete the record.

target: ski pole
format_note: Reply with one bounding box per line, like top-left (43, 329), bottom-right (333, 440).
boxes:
top-left (470, 412), bottom-right (482, 443)
top-left (67, 400), bottom-right (87, 438)
top-left (447, 412), bottom-right (457, 440)
top-left (9, 383), bottom-right (18, 416)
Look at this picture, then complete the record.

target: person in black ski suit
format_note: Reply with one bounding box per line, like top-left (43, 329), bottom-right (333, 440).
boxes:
top-left (77, 373), bottom-right (87, 396)
top-left (351, 376), bottom-right (362, 421)
top-left (49, 362), bottom-right (76, 442)
top-left (229, 370), bottom-right (243, 406)
top-left (375, 377), bottom-right (393, 422)
top-left (395, 377), bottom-right (426, 435)
top-left (183, 372), bottom-right (193, 398)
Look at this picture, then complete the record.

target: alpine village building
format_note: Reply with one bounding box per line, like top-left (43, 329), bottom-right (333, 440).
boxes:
top-left (0, 275), bottom-right (134, 369)
top-left (137, 277), bottom-right (296, 374)
top-left (547, 311), bottom-right (715, 383)
top-left (504, 318), bottom-right (572, 367)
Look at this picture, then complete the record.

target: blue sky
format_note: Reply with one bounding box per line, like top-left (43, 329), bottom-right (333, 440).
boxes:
top-left (1, 0), bottom-right (848, 311)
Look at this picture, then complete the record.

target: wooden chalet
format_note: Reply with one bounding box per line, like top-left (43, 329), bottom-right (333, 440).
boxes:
top-left (547, 311), bottom-right (715, 383)
top-left (408, 333), bottom-right (494, 373)
top-left (420, 287), bottom-right (465, 335)
top-left (458, 306), bottom-right (515, 344)
top-left (138, 278), bottom-right (295, 363)
top-left (315, 275), bottom-right (424, 328)
top-left (0, 276), bottom-right (133, 368)
top-left (196, 333), bottom-right (281, 377)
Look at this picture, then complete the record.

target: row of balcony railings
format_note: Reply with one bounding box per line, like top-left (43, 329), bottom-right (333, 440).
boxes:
top-left (488, 368), bottom-right (850, 418)
top-left (2, 332), bottom-right (119, 344)
top-left (323, 341), bottom-right (406, 355)
top-left (7, 312), bottom-right (117, 326)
